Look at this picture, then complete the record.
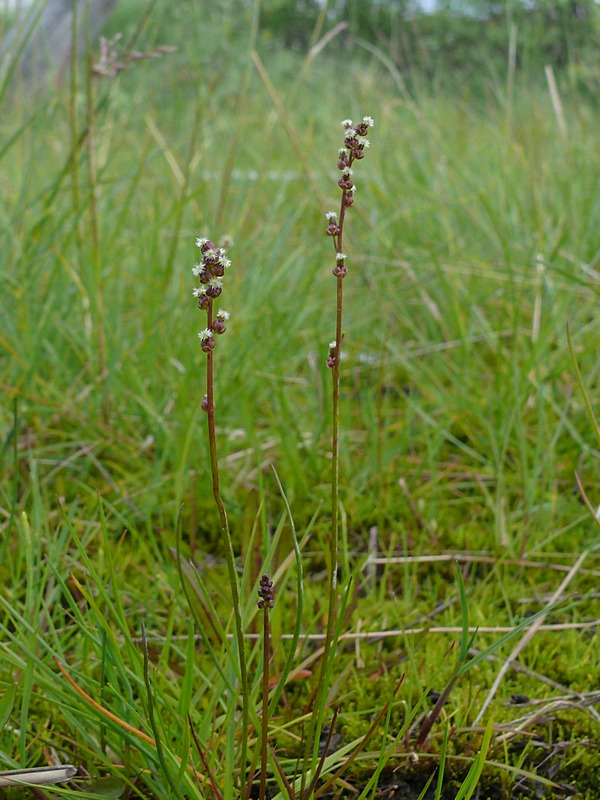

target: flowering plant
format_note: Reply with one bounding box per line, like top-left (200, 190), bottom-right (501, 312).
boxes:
top-left (187, 115), bottom-right (374, 798)
top-left (301, 115), bottom-right (375, 789)
top-left (191, 236), bottom-right (250, 778)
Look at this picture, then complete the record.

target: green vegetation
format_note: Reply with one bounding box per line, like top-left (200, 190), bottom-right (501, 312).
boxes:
top-left (258, 0), bottom-right (600, 86)
top-left (1, 1), bottom-right (599, 799)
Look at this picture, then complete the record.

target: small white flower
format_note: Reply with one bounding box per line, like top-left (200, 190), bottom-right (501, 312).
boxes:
top-left (342, 167), bottom-right (353, 177)
top-left (338, 147), bottom-right (350, 158)
top-left (326, 211), bottom-right (338, 222)
top-left (204, 248), bottom-right (217, 261)
top-left (196, 237), bottom-right (209, 248)
top-left (198, 328), bottom-right (212, 341)
top-left (362, 116), bottom-right (374, 127)
top-left (216, 309), bottom-right (230, 320)
top-left (192, 264), bottom-right (202, 276)
top-left (329, 341), bottom-right (337, 349)
top-left (341, 119), bottom-right (353, 128)
top-left (192, 286), bottom-right (207, 297)
top-left (356, 136), bottom-right (369, 147)
top-left (219, 257), bottom-right (232, 268)
top-left (336, 253), bottom-right (346, 262)
top-left (347, 184), bottom-right (356, 193)
top-left (208, 276), bottom-right (223, 290)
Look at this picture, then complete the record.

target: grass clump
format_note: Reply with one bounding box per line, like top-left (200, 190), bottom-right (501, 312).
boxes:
top-left (1, 1), bottom-right (600, 798)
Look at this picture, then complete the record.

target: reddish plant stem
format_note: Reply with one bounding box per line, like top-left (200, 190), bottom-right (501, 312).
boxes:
top-left (259, 603), bottom-right (270, 800)
top-left (324, 186), bottom-right (348, 653)
top-left (304, 188), bottom-right (349, 795)
top-left (205, 297), bottom-right (249, 787)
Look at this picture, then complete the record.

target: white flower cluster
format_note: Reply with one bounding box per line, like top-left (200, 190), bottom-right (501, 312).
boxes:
top-left (192, 236), bottom-right (231, 347)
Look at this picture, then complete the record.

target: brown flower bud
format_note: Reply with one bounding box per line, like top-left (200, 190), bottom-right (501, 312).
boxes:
top-left (200, 334), bottom-right (216, 353)
top-left (205, 284), bottom-right (222, 298)
top-left (257, 573), bottom-right (275, 609)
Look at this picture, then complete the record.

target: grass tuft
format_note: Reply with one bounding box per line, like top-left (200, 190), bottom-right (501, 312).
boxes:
top-left (1, 2), bottom-right (599, 798)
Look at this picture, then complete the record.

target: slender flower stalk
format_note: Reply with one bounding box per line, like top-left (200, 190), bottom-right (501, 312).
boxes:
top-left (325, 116), bottom-right (373, 601)
top-left (324, 117), bottom-right (374, 653)
top-left (303, 117), bottom-right (374, 793)
top-left (192, 238), bottom-right (249, 786)
top-left (257, 574), bottom-right (275, 800)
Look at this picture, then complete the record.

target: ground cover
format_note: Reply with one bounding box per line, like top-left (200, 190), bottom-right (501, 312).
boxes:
top-left (0, 2), bottom-right (599, 798)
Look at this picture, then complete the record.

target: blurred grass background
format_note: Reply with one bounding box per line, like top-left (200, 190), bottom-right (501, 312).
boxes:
top-left (1, 1), bottom-right (599, 797)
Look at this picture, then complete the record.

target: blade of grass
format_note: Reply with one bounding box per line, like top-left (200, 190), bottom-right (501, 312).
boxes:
top-left (566, 322), bottom-right (600, 447)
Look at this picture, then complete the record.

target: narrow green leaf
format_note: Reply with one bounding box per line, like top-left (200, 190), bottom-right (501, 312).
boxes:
top-left (0, 683), bottom-right (17, 732)
top-left (566, 322), bottom-right (600, 448)
top-left (455, 563), bottom-right (470, 664)
top-left (453, 716), bottom-right (493, 800)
